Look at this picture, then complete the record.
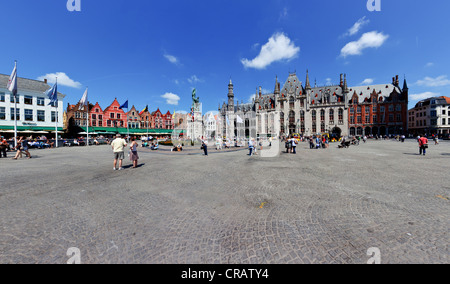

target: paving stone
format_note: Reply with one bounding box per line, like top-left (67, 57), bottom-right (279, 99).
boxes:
top-left (0, 140), bottom-right (448, 263)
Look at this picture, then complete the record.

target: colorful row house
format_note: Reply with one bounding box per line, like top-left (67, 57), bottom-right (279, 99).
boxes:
top-left (65, 98), bottom-right (174, 137)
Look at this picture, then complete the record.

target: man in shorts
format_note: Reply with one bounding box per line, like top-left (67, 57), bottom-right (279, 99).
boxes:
top-left (111, 134), bottom-right (127, 170)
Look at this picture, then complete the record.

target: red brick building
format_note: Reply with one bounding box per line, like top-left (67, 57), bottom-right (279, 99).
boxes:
top-left (65, 102), bottom-right (95, 136)
top-left (151, 108), bottom-right (173, 129)
top-left (89, 102), bottom-right (104, 127)
top-left (65, 99), bottom-right (174, 136)
top-left (103, 98), bottom-right (128, 129)
top-left (139, 107), bottom-right (154, 130)
top-left (348, 75), bottom-right (408, 137)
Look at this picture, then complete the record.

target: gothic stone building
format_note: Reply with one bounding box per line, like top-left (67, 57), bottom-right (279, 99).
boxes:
top-left (219, 72), bottom-right (409, 139)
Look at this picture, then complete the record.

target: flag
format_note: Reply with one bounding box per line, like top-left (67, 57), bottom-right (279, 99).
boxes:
top-left (119, 100), bottom-right (128, 110)
top-left (45, 82), bottom-right (58, 106)
top-left (140, 105), bottom-right (148, 115)
top-left (236, 115), bottom-right (244, 124)
top-left (79, 88), bottom-right (88, 110)
top-left (7, 62), bottom-right (17, 96)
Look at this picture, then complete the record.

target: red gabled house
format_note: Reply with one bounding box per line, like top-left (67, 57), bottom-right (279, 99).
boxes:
top-left (151, 108), bottom-right (173, 129)
top-left (103, 98), bottom-right (128, 128)
top-left (89, 102), bottom-right (104, 127)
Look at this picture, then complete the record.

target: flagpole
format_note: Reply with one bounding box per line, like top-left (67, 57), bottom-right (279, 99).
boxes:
top-left (55, 77), bottom-right (58, 148)
top-left (13, 61), bottom-right (18, 149)
top-left (87, 93), bottom-right (89, 147)
top-left (126, 98), bottom-right (129, 143)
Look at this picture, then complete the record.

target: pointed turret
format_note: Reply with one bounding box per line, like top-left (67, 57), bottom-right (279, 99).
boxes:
top-left (305, 70), bottom-right (311, 90)
top-left (228, 79), bottom-right (234, 112)
top-left (274, 76), bottom-right (280, 95)
top-left (403, 76), bottom-right (409, 105)
top-left (343, 74), bottom-right (349, 109)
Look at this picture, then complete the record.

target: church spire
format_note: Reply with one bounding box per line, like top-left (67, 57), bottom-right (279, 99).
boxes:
top-left (305, 70), bottom-right (311, 90)
top-left (274, 76), bottom-right (280, 95)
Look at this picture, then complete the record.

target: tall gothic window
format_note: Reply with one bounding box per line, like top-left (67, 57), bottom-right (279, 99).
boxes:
top-left (289, 96), bottom-right (295, 109)
top-left (338, 109), bottom-right (344, 124)
top-left (329, 109), bottom-right (334, 123)
top-left (289, 111), bottom-right (295, 124)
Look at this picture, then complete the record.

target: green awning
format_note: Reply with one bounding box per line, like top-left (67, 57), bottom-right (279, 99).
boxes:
top-left (0, 126), bottom-right (63, 132)
top-left (80, 127), bottom-right (176, 135)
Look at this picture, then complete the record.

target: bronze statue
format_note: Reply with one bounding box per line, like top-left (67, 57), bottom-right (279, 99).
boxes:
top-left (192, 89), bottom-right (200, 104)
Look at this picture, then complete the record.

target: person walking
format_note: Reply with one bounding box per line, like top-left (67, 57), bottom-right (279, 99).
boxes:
top-left (129, 138), bottom-right (139, 168)
top-left (12, 136), bottom-right (31, 160)
top-left (248, 138), bottom-right (254, 156)
top-left (0, 136), bottom-right (8, 158)
top-left (418, 135), bottom-right (429, 156)
top-left (315, 136), bottom-right (321, 149)
top-left (201, 137), bottom-right (208, 156)
top-left (434, 135), bottom-right (439, 145)
top-left (111, 134), bottom-right (127, 170)
top-left (291, 137), bottom-right (297, 154)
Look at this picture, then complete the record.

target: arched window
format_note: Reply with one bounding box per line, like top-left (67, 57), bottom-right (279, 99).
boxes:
top-left (329, 109), bottom-right (334, 123)
top-left (289, 96), bottom-right (295, 109)
top-left (289, 111), bottom-right (295, 124)
top-left (320, 109), bottom-right (325, 121)
top-left (338, 108), bottom-right (344, 124)
top-left (312, 110), bottom-right (317, 121)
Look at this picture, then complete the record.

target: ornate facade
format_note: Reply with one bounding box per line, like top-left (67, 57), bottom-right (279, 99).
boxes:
top-left (219, 72), bottom-right (409, 139)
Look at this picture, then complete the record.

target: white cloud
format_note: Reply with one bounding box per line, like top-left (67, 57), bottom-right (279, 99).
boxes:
top-left (360, 78), bottom-right (374, 85)
top-left (188, 75), bottom-right (203, 84)
top-left (161, 93), bottom-right (180, 106)
top-left (410, 92), bottom-right (440, 101)
top-left (425, 62), bottom-right (434, 68)
top-left (37, 72), bottom-right (82, 88)
top-left (345, 16), bottom-right (370, 37)
top-left (416, 75), bottom-right (450, 87)
top-left (241, 33), bottom-right (300, 70)
top-left (340, 31), bottom-right (389, 58)
top-left (325, 78), bottom-right (332, 85)
top-left (164, 54), bottom-right (179, 65)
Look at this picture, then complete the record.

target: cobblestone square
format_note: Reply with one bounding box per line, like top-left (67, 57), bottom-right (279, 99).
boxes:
top-left (0, 139), bottom-right (448, 264)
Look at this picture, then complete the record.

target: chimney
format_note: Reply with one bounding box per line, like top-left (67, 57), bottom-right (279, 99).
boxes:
top-left (395, 75), bottom-right (399, 85)
top-left (44, 78), bottom-right (47, 84)
top-left (340, 74), bottom-right (343, 87)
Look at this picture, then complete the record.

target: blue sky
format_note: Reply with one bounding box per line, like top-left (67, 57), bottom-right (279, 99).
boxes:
top-left (2, 0), bottom-right (450, 114)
